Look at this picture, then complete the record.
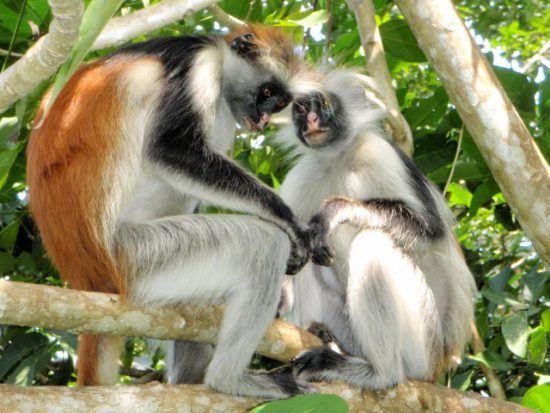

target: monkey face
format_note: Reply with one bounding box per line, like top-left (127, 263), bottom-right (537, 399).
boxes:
top-left (291, 92), bottom-right (346, 148)
top-left (224, 77), bottom-right (292, 132)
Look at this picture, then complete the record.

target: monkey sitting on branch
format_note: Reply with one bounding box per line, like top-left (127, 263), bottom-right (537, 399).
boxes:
top-left (277, 70), bottom-right (476, 389)
top-left (27, 26), bottom-right (323, 398)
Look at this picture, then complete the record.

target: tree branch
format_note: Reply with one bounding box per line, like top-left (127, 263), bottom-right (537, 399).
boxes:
top-left (394, 0), bottom-right (550, 267)
top-left (91, 0), bottom-right (221, 51)
top-left (0, 0), bottom-right (84, 113)
top-left (470, 320), bottom-right (507, 400)
top-left (0, 381), bottom-right (530, 412)
top-left (207, 4), bottom-right (245, 30)
top-left (345, 0), bottom-right (413, 155)
top-left (0, 281), bottom-right (322, 362)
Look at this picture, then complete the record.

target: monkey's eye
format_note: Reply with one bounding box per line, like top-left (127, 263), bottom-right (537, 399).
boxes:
top-left (297, 105), bottom-right (307, 114)
top-left (276, 99), bottom-right (287, 108)
top-left (263, 88), bottom-right (272, 98)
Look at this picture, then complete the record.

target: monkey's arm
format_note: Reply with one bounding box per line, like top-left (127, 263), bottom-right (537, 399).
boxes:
top-left (151, 144), bottom-right (310, 273)
top-left (309, 196), bottom-right (444, 265)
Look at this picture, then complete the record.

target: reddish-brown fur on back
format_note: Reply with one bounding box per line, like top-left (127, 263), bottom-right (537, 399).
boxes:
top-left (28, 60), bottom-right (125, 294)
top-left (27, 58), bottom-right (137, 385)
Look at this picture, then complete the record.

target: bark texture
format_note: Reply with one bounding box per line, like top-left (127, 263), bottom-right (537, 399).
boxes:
top-left (0, 281), bottom-right (322, 362)
top-left (394, 0), bottom-right (550, 266)
top-left (0, 382), bottom-right (531, 413)
top-left (0, 0), bottom-right (84, 113)
top-left (346, 0), bottom-right (413, 155)
top-left (91, 0), bottom-right (220, 51)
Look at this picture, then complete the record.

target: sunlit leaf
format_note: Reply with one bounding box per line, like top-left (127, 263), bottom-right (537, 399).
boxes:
top-left (468, 350), bottom-right (514, 370)
top-left (528, 327), bottom-right (547, 366)
top-left (502, 314), bottom-right (530, 358)
top-left (522, 384), bottom-right (550, 413)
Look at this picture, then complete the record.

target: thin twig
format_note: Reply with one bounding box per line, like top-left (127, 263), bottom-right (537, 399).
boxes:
top-left (443, 125), bottom-right (464, 195)
top-left (2, 0), bottom-right (28, 72)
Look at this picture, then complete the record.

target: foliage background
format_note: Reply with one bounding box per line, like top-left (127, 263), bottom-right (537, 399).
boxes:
top-left (0, 0), bottom-right (548, 409)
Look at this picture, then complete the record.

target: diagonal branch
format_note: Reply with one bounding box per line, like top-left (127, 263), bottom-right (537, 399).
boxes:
top-left (91, 0), bottom-right (221, 51)
top-left (207, 4), bottom-right (246, 30)
top-left (0, 281), bottom-right (322, 363)
top-left (393, 0), bottom-right (550, 268)
top-left (345, 0), bottom-right (413, 155)
top-left (0, 0), bottom-right (84, 113)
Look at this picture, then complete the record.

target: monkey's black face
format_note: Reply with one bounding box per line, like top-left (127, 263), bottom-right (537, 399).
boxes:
top-left (292, 92), bottom-right (346, 148)
top-left (225, 78), bottom-right (291, 132)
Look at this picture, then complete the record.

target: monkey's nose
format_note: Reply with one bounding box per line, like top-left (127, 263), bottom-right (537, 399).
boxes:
top-left (307, 111), bottom-right (320, 130)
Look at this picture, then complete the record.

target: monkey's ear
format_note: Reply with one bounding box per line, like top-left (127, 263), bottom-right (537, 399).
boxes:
top-left (230, 33), bottom-right (259, 60)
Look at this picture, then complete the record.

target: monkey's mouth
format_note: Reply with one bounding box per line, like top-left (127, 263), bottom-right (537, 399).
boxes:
top-left (243, 115), bottom-right (270, 132)
top-left (304, 128), bottom-right (329, 144)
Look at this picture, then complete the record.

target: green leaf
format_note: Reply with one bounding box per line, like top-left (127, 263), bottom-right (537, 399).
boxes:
top-left (528, 327), bottom-right (547, 366)
top-left (541, 309), bottom-right (550, 333)
top-left (0, 332), bottom-right (49, 380)
top-left (404, 88), bottom-right (448, 129)
top-left (0, 117), bottom-right (20, 149)
top-left (6, 344), bottom-right (52, 385)
top-left (0, 220), bottom-right (20, 250)
top-left (379, 19), bottom-right (427, 62)
top-left (0, 144), bottom-right (23, 190)
top-left (428, 160), bottom-right (490, 184)
top-left (479, 286), bottom-right (521, 306)
top-left (451, 370), bottom-right (474, 391)
top-left (249, 394), bottom-right (349, 413)
top-left (447, 182), bottom-right (472, 207)
top-left (502, 314), bottom-right (530, 358)
top-left (282, 10), bottom-right (328, 28)
top-left (0, 251), bottom-right (15, 273)
top-left (468, 350), bottom-right (514, 371)
top-left (469, 178), bottom-right (500, 216)
top-left (522, 384), bottom-right (550, 413)
top-left (44, 0), bottom-right (123, 117)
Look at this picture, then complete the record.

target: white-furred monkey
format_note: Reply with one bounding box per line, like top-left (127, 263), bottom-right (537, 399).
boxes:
top-left (278, 71), bottom-right (476, 389)
top-left (27, 26), bottom-right (320, 398)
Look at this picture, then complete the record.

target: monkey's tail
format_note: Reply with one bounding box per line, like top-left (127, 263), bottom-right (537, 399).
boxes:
top-left (77, 334), bottom-right (124, 385)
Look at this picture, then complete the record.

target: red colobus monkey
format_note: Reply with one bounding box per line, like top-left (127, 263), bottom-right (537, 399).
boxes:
top-left (278, 71), bottom-right (476, 389)
top-left (27, 27), bottom-right (318, 398)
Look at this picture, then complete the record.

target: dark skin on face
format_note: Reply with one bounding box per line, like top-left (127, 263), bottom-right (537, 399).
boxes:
top-left (228, 33), bottom-right (292, 132)
top-left (292, 92), bottom-right (347, 148)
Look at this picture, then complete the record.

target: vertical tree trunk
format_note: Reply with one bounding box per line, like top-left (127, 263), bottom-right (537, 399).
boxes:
top-left (394, 0), bottom-right (550, 266)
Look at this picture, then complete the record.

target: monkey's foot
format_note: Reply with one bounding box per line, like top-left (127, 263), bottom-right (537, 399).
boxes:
top-left (206, 370), bottom-right (316, 399)
top-left (292, 348), bottom-right (346, 382)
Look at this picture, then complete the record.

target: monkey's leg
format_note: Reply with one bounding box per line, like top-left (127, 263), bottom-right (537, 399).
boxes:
top-left (294, 229), bottom-right (431, 389)
top-left (165, 340), bottom-right (214, 384)
top-left (116, 214), bottom-right (314, 398)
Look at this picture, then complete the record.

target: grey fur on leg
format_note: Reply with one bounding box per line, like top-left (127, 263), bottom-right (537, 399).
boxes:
top-left (120, 215), bottom-right (315, 398)
top-left (166, 340), bottom-right (214, 384)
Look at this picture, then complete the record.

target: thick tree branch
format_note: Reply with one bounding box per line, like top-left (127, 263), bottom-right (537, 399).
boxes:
top-left (0, 281), bottom-right (322, 362)
top-left (346, 0), bottom-right (413, 155)
top-left (0, 0), bottom-right (84, 113)
top-left (0, 381), bottom-right (530, 412)
top-left (91, 0), bottom-right (220, 51)
top-left (394, 0), bottom-right (550, 266)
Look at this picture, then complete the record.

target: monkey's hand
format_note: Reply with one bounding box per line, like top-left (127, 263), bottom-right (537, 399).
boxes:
top-left (230, 34), bottom-right (259, 60)
top-left (285, 223), bottom-right (311, 275)
top-left (308, 213), bottom-right (334, 267)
